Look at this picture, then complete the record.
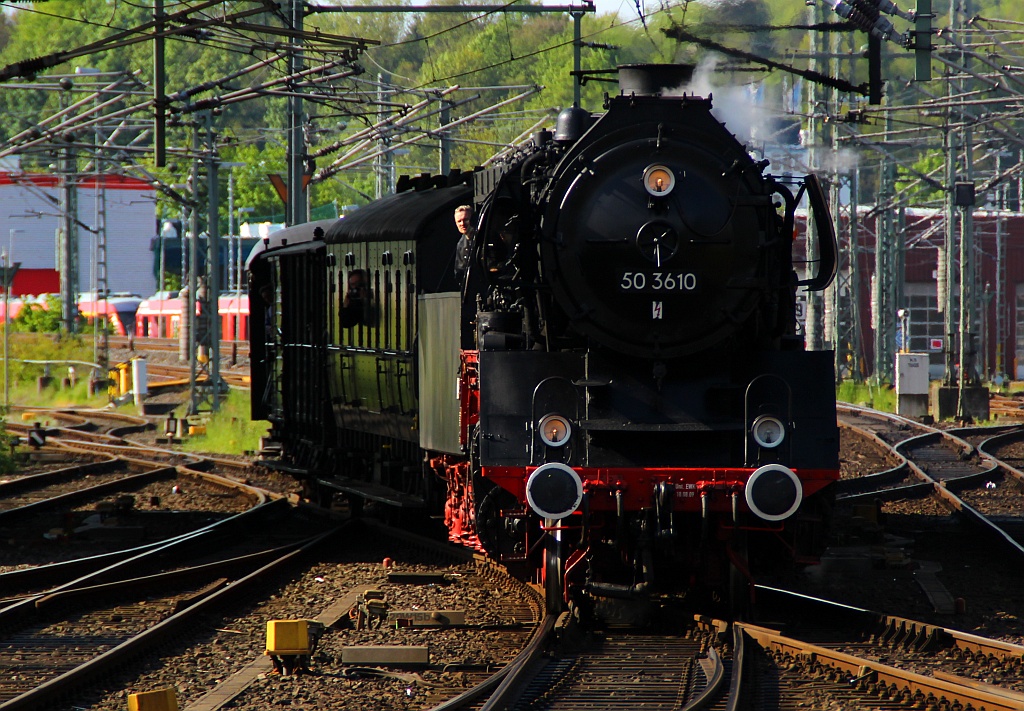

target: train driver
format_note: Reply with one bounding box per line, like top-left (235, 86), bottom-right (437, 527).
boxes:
top-left (453, 204), bottom-right (476, 283)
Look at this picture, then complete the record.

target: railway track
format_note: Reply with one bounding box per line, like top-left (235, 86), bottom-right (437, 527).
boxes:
top-left (731, 587), bottom-right (1024, 710)
top-left (475, 589), bottom-right (1024, 711)
top-left (105, 520), bottom-right (544, 711)
top-left (8, 404), bottom-right (1024, 710)
top-left (0, 410), bottom-right (283, 587)
top-left (108, 336), bottom-right (249, 359)
top-left (0, 476), bottom-right (277, 601)
top-left (449, 586), bottom-right (1024, 711)
top-left (3, 408), bottom-right (258, 475)
top-left (837, 405), bottom-right (1024, 565)
top-left (832, 407), bottom-right (1024, 615)
top-left (484, 622), bottom-right (722, 711)
top-left (145, 363), bottom-right (250, 390)
top-left (0, 523), bottom-right (339, 710)
top-left (0, 450), bottom-right (545, 710)
top-left (0, 410), bottom-right (548, 710)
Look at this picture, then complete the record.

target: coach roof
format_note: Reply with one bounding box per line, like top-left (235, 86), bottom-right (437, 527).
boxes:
top-left (324, 184), bottom-right (471, 245)
top-left (244, 218), bottom-right (337, 268)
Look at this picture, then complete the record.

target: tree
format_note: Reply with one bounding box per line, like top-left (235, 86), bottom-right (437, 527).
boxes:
top-left (14, 295), bottom-right (67, 333)
top-left (0, 0), bottom-right (684, 206)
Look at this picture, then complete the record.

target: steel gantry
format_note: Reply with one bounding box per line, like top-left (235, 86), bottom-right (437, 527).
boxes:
top-left (872, 82), bottom-right (904, 384)
top-left (825, 30), bottom-right (864, 383)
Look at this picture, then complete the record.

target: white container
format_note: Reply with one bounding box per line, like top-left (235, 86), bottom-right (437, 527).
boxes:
top-left (131, 357), bottom-right (148, 405)
top-left (895, 353), bottom-right (930, 396)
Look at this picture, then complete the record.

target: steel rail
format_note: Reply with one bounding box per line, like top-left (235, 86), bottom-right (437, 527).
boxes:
top-left (0, 466), bottom-right (179, 523)
top-left (0, 525), bottom-right (345, 711)
top-left (0, 496), bottom-right (291, 622)
top-left (756, 584), bottom-right (1024, 661)
top-left (837, 404), bottom-right (1024, 561)
top-left (723, 624), bottom-right (744, 711)
top-left (32, 536), bottom-right (319, 611)
top-left (737, 621), bottom-right (1024, 711)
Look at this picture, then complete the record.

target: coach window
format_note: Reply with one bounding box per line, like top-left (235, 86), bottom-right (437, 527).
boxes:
top-left (337, 271), bottom-right (348, 340)
top-left (340, 269), bottom-right (371, 329)
top-left (384, 268), bottom-right (393, 350)
top-left (326, 266), bottom-right (334, 342)
top-left (372, 269), bottom-right (382, 349)
top-left (394, 268), bottom-right (403, 351)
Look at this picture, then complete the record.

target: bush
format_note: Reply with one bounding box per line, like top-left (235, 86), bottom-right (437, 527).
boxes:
top-left (0, 414), bottom-right (16, 476)
top-left (14, 295), bottom-right (75, 333)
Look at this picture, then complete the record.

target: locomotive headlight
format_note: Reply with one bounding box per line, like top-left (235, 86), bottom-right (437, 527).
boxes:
top-left (751, 415), bottom-right (786, 449)
top-left (745, 464), bottom-right (803, 522)
top-left (526, 463), bottom-right (584, 520)
top-left (642, 164), bottom-right (676, 196)
top-left (538, 414), bottom-right (572, 447)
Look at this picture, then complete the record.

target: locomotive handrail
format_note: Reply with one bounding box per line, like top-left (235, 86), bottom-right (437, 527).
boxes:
top-left (795, 173), bottom-right (838, 292)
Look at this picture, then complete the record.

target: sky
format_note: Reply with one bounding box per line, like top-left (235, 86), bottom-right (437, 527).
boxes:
top-left (590, 0), bottom-right (641, 20)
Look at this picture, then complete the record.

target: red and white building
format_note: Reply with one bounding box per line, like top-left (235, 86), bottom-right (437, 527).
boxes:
top-left (796, 207), bottom-right (1024, 381)
top-left (0, 172), bottom-right (156, 297)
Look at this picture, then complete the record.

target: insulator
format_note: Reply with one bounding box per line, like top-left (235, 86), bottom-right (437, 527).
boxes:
top-left (850, 0), bottom-right (881, 22)
top-left (870, 273), bottom-right (879, 330)
top-left (937, 249), bottom-right (946, 313)
top-left (865, 0), bottom-right (916, 21)
top-left (831, 1), bottom-right (876, 34)
top-left (829, 0), bottom-right (856, 20)
top-left (831, 0), bottom-right (897, 40)
top-left (869, 15), bottom-right (898, 40)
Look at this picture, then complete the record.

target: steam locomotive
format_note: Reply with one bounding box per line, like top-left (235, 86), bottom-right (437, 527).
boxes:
top-left (249, 64), bottom-right (840, 617)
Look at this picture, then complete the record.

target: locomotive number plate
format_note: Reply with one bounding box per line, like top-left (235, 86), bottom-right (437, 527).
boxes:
top-left (619, 271), bottom-right (697, 292)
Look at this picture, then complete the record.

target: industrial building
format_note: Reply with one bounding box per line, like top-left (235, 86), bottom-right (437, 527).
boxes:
top-left (0, 172), bottom-right (156, 298)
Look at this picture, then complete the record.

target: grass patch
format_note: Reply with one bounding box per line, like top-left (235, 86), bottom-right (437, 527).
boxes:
top-left (0, 332), bottom-right (105, 473)
top-left (179, 389), bottom-right (269, 456)
top-left (836, 381), bottom-right (897, 413)
top-left (1, 332), bottom-right (111, 409)
top-left (0, 330), bottom-right (268, 456)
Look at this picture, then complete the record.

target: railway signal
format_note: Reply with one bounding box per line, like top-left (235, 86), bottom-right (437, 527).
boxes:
top-left (28, 423), bottom-right (46, 449)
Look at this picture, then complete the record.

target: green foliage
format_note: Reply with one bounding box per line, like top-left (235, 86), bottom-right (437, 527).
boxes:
top-left (14, 0), bottom-right (1000, 217)
top-left (895, 151), bottom-right (946, 207)
top-left (0, 1), bottom-right (699, 208)
top-left (219, 143), bottom-right (288, 225)
top-left (0, 414), bottom-right (15, 476)
top-left (0, 13), bottom-right (14, 52)
top-left (0, 2), bottom-right (276, 153)
top-left (163, 271), bottom-right (183, 293)
top-left (14, 295), bottom-right (67, 333)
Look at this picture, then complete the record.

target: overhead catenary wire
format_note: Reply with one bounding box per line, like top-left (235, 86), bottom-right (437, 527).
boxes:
top-left (314, 85), bottom-right (540, 182)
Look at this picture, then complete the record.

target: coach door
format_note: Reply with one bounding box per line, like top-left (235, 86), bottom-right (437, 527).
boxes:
top-left (279, 247), bottom-right (329, 445)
